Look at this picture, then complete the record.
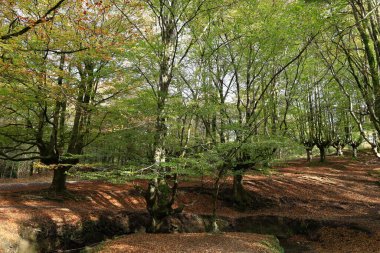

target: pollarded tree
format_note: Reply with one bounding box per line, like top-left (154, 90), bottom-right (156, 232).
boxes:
top-left (179, 0), bottom-right (324, 219)
top-left (322, 0), bottom-right (380, 157)
top-left (291, 91), bottom-right (316, 162)
top-left (221, 0), bottom-right (323, 207)
top-left (306, 75), bottom-right (332, 163)
top-left (290, 46), bottom-right (351, 162)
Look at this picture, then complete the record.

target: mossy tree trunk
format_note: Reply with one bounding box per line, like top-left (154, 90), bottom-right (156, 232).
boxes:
top-left (320, 146), bottom-right (326, 162)
top-left (50, 166), bottom-right (69, 193)
top-left (318, 145), bottom-right (326, 162)
top-left (232, 173), bottom-right (249, 210)
top-left (145, 0), bottom-right (176, 233)
top-left (352, 145), bottom-right (358, 158)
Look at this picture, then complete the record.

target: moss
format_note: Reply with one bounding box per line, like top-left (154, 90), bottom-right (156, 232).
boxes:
top-left (260, 236), bottom-right (285, 253)
top-left (79, 241), bottom-right (106, 253)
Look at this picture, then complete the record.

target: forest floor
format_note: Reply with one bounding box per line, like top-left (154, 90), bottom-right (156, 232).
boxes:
top-left (0, 152), bottom-right (379, 252)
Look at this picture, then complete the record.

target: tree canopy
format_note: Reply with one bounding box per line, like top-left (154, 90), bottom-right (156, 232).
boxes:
top-left (1, 0), bottom-right (380, 231)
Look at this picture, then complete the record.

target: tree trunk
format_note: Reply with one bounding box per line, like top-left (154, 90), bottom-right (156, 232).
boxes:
top-left (50, 166), bottom-right (68, 193)
top-left (306, 148), bottom-right (313, 162)
top-left (232, 174), bottom-right (245, 206)
top-left (145, 0), bottom-right (178, 232)
top-left (211, 164), bottom-right (227, 233)
top-left (146, 179), bottom-right (159, 232)
top-left (352, 146), bottom-right (358, 158)
top-left (371, 145), bottom-right (380, 158)
top-left (29, 162), bottom-right (34, 176)
top-left (146, 104), bottom-right (168, 232)
top-left (336, 146), bottom-right (343, 156)
top-left (319, 146), bottom-right (326, 162)
top-left (145, 177), bottom-right (180, 233)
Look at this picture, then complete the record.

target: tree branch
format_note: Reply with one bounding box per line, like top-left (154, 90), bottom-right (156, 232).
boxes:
top-left (1, 0), bottom-right (67, 40)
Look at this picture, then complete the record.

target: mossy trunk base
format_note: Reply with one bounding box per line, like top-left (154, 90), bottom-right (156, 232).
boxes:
top-left (50, 167), bottom-right (68, 193)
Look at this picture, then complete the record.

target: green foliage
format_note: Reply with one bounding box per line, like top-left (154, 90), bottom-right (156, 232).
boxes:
top-left (1, 0), bottom-right (378, 209)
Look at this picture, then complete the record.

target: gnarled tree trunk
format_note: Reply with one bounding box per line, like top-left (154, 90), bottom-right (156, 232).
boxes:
top-left (50, 165), bottom-right (69, 193)
top-left (336, 146), bottom-right (343, 156)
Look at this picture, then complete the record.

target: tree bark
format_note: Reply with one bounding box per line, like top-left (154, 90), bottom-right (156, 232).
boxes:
top-left (306, 148), bottom-right (313, 162)
top-left (336, 146), bottom-right (343, 156)
top-left (145, 0), bottom-right (177, 232)
top-left (319, 146), bottom-right (326, 162)
top-left (352, 145), bottom-right (358, 158)
top-left (232, 173), bottom-right (245, 206)
top-left (49, 166), bottom-right (69, 193)
top-left (29, 162), bottom-right (34, 176)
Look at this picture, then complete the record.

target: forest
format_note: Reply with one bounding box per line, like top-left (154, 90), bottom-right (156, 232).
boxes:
top-left (0, 0), bottom-right (380, 252)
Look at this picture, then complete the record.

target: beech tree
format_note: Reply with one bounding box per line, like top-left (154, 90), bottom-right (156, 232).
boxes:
top-left (0, 0), bottom-right (129, 192)
top-left (2, 0), bottom-right (380, 238)
top-left (319, 0), bottom-right (380, 157)
top-left (0, 0), bottom-right (67, 41)
top-left (112, 0), bottom-right (221, 231)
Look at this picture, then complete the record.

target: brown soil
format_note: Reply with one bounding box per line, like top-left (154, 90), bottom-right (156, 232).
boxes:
top-left (97, 233), bottom-right (280, 253)
top-left (0, 153), bottom-right (379, 252)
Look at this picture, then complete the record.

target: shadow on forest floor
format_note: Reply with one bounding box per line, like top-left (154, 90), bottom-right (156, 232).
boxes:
top-left (0, 153), bottom-right (379, 252)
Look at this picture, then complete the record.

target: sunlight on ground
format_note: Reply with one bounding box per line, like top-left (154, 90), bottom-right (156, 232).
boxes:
top-left (299, 175), bottom-right (337, 184)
